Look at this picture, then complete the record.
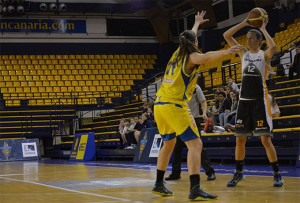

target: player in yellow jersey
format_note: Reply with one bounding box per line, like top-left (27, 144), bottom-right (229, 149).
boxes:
top-left (152, 11), bottom-right (242, 201)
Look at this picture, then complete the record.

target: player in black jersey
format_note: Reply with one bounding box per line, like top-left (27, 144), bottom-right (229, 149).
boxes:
top-left (223, 16), bottom-right (284, 187)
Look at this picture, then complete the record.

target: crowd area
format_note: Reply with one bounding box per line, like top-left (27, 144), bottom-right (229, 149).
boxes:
top-left (205, 77), bottom-right (280, 133)
top-left (118, 101), bottom-right (156, 149)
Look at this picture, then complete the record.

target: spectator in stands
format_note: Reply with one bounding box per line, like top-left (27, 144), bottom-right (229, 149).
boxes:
top-left (123, 120), bottom-right (130, 134)
top-left (142, 101), bottom-right (150, 113)
top-left (215, 86), bottom-right (221, 93)
top-left (218, 91), bottom-right (231, 127)
top-left (129, 118), bottom-right (136, 130)
top-left (165, 84), bottom-right (216, 181)
top-left (224, 91), bottom-right (239, 131)
top-left (139, 116), bottom-right (143, 125)
top-left (204, 100), bottom-right (217, 132)
top-left (289, 44), bottom-right (300, 79)
top-left (128, 116), bottom-right (143, 145)
top-left (118, 118), bottom-right (127, 149)
top-left (141, 112), bottom-right (155, 128)
top-left (213, 92), bottom-right (220, 108)
top-left (225, 86), bottom-right (232, 98)
top-left (124, 118), bottom-right (138, 149)
top-left (219, 85), bottom-right (225, 93)
top-left (268, 93), bottom-right (281, 118)
top-left (227, 77), bottom-right (239, 92)
top-left (211, 92), bottom-right (220, 126)
top-left (147, 103), bottom-right (155, 121)
top-left (227, 91), bottom-right (239, 123)
top-left (134, 113), bottom-right (155, 143)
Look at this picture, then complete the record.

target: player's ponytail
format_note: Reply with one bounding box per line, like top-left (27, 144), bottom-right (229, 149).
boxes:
top-left (177, 30), bottom-right (200, 62)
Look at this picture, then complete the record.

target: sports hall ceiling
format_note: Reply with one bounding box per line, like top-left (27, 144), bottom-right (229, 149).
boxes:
top-left (24, 0), bottom-right (194, 15)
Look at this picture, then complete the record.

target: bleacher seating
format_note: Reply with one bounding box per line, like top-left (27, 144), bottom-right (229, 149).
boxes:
top-left (51, 76), bottom-right (300, 162)
top-left (0, 109), bottom-right (76, 138)
top-left (0, 54), bottom-right (156, 106)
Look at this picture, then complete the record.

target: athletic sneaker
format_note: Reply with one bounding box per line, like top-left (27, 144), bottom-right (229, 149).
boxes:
top-left (189, 185), bottom-right (217, 200)
top-left (273, 172), bottom-right (284, 187)
top-left (165, 173), bottom-right (181, 181)
top-left (207, 173), bottom-right (216, 181)
top-left (227, 171), bottom-right (245, 187)
top-left (152, 181), bottom-right (173, 196)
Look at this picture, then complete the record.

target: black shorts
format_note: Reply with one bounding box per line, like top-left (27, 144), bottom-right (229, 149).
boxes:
top-left (235, 99), bottom-right (273, 137)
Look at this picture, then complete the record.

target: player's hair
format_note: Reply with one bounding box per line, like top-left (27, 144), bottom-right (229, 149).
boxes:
top-left (177, 30), bottom-right (200, 61)
top-left (248, 29), bottom-right (262, 40)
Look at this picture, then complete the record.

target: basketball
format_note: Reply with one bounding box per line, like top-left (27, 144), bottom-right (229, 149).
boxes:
top-left (247, 8), bottom-right (268, 28)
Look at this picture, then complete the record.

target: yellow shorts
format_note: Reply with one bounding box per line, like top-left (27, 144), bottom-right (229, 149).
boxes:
top-left (154, 97), bottom-right (200, 142)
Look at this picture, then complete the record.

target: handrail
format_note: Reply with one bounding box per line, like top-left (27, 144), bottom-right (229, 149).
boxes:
top-left (280, 36), bottom-right (299, 53)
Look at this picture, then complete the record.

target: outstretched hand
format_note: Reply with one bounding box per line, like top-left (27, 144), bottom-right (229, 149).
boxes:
top-left (225, 45), bottom-right (243, 55)
top-left (195, 10), bottom-right (209, 25)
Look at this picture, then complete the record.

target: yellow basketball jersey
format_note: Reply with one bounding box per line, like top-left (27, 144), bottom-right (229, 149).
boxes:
top-left (156, 49), bottom-right (201, 102)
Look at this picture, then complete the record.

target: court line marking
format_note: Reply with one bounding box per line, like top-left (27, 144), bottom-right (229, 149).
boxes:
top-left (0, 173), bottom-right (28, 177)
top-left (78, 163), bottom-right (300, 179)
top-left (0, 176), bottom-right (131, 202)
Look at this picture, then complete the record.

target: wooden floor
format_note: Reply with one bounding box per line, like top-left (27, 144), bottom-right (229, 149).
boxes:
top-left (0, 161), bottom-right (299, 203)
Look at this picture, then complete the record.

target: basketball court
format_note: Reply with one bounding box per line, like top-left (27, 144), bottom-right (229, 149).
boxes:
top-left (0, 160), bottom-right (299, 202)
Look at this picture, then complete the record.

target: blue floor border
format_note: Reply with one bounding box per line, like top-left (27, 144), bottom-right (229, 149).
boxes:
top-left (40, 160), bottom-right (300, 178)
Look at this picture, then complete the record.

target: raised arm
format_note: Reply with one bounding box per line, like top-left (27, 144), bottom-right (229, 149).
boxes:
top-left (189, 45), bottom-right (242, 65)
top-left (191, 11), bottom-right (209, 36)
top-left (223, 19), bottom-right (248, 57)
top-left (260, 18), bottom-right (276, 64)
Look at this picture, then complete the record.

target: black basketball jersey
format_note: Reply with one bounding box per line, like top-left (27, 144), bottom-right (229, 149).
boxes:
top-left (240, 50), bottom-right (270, 99)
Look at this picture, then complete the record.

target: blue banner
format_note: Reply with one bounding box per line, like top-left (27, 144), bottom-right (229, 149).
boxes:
top-left (0, 19), bottom-right (86, 33)
top-left (70, 132), bottom-right (96, 161)
top-left (134, 128), bottom-right (163, 163)
top-left (0, 138), bottom-right (40, 162)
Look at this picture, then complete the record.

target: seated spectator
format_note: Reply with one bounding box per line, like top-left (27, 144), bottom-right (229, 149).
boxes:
top-left (211, 92), bottom-right (220, 126)
top-left (213, 92), bottom-right (220, 109)
top-left (147, 103), bottom-right (155, 122)
top-left (134, 113), bottom-right (155, 143)
top-left (268, 93), bottom-right (281, 118)
top-left (123, 120), bottom-right (130, 134)
top-left (227, 77), bottom-right (239, 92)
top-left (124, 118), bottom-right (137, 149)
top-left (118, 118), bottom-right (127, 149)
top-left (139, 116), bottom-right (143, 125)
top-left (218, 92), bottom-right (231, 127)
top-left (226, 91), bottom-right (239, 125)
top-left (142, 101), bottom-right (150, 113)
top-left (141, 112), bottom-right (155, 128)
top-left (129, 118), bottom-right (136, 130)
top-left (127, 116), bottom-right (143, 144)
top-left (203, 101), bottom-right (216, 133)
top-left (219, 85), bottom-right (225, 93)
top-left (225, 86), bottom-right (232, 98)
